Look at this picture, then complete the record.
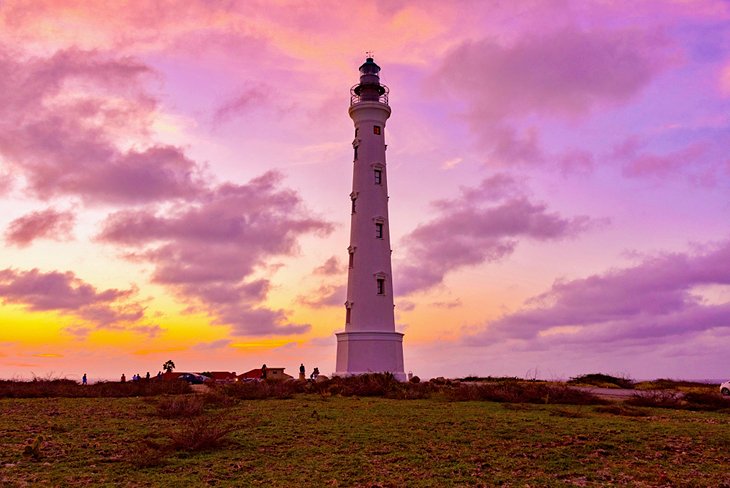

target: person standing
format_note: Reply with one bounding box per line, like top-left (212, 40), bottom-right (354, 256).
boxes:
top-left (121, 373), bottom-right (126, 383)
top-left (299, 363), bottom-right (305, 381)
top-left (261, 364), bottom-right (267, 380)
top-left (82, 373), bottom-right (87, 385)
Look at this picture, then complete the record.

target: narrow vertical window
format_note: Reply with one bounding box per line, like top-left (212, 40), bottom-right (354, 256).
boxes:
top-left (354, 145), bottom-right (358, 160)
top-left (373, 125), bottom-right (381, 135)
top-left (374, 169), bottom-right (382, 185)
top-left (355, 127), bottom-right (359, 137)
top-left (345, 306), bottom-right (352, 324)
top-left (351, 197), bottom-right (356, 214)
top-left (375, 222), bottom-right (383, 239)
top-left (377, 278), bottom-right (385, 295)
top-left (348, 251), bottom-right (354, 269)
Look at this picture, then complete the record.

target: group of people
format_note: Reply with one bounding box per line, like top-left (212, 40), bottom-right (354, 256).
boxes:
top-left (120, 371), bottom-right (162, 383)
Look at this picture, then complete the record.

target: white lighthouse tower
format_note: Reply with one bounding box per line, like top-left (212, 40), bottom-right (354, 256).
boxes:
top-left (334, 56), bottom-right (406, 381)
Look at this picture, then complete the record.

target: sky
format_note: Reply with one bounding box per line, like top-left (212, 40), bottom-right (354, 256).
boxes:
top-left (1, 0), bottom-right (729, 382)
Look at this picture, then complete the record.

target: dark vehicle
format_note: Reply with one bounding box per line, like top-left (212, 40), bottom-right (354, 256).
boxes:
top-left (178, 373), bottom-right (210, 385)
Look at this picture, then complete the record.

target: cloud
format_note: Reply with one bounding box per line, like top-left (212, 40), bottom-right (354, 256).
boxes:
top-left (313, 256), bottom-right (344, 276)
top-left (5, 208), bottom-right (75, 247)
top-left (296, 284), bottom-right (346, 309)
top-left (192, 339), bottom-right (232, 351)
top-left (0, 268), bottom-right (146, 327)
top-left (396, 173), bottom-right (593, 295)
top-left (622, 142), bottom-right (708, 179)
top-left (98, 171), bottom-right (334, 335)
top-left (434, 27), bottom-right (668, 163)
top-left (469, 240), bottom-right (730, 347)
top-left (0, 46), bottom-right (206, 204)
top-left (213, 84), bottom-right (272, 124)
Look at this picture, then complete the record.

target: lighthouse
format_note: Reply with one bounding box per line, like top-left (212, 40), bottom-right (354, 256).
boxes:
top-left (334, 56), bottom-right (406, 381)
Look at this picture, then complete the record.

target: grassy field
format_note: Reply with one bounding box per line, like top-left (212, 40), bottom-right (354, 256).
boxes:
top-left (2, 391), bottom-right (729, 487)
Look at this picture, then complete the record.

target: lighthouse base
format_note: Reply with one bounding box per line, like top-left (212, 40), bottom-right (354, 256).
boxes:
top-left (334, 330), bottom-right (406, 381)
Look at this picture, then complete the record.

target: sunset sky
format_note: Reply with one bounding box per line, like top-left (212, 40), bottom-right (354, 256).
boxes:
top-left (1, 0), bottom-right (729, 382)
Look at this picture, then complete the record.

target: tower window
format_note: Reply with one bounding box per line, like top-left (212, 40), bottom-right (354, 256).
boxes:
top-left (355, 128), bottom-right (359, 137)
top-left (351, 197), bottom-right (356, 214)
top-left (354, 145), bottom-right (358, 160)
top-left (374, 169), bottom-right (382, 185)
top-left (345, 306), bottom-right (352, 324)
top-left (377, 278), bottom-right (385, 295)
top-left (348, 251), bottom-right (354, 269)
top-left (373, 125), bottom-right (381, 135)
top-left (375, 222), bottom-right (383, 239)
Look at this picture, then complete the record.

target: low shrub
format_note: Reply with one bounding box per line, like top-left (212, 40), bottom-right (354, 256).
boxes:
top-left (166, 416), bottom-right (234, 451)
top-left (447, 382), bottom-right (607, 405)
top-left (567, 373), bottom-right (634, 389)
top-left (0, 378), bottom-right (191, 398)
top-left (156, 395), bottom-right (205, 418)
top-left (682, 391), bottom-right (730, 412)
top-left (625, 390), bottom-right (682, 408)
top-left (220, 379), bottom-right (304, 400)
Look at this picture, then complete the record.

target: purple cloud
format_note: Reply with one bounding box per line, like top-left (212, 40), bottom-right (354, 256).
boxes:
top-left (214, 84), bottom-right (272, 124)
top-left (622, 142), bottom-right (708, 179)
top-left (396, 174), bottom-right (593, 295)
top-left (297, 284), bottom-right (346, 309)
top-left (98, 171), bottom-right (334, 335)
top-left (434, 27), bottom-right (667, 164)
top-left (0, 46), bottom-right (205, 204)
top-left (0, 268), bottom-right (146, 327)
top-left (313, 256), bottom-right (344, 276)
top-left (470, 240), bottom-right (730, 346)
top-left (5, 208), bottom-right (75, 247)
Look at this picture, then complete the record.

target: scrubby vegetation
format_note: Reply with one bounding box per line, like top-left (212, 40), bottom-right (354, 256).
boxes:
top-left (447, 380), bottom-right (607, 405)
top-left (0, 378), bottom-right (191, 398)
top-left (567, 373), bottom-right (635, 389)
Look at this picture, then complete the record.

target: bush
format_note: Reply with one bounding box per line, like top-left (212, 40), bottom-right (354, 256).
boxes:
top-left (447, 382), bottom-right (607, 405)
top-left (567, 373), bottom-right (634, 389)
top-left (220, 379), bottom-right (305, 400)
top-left (167, 416), bottom-right (234, 451)
top-left (681, 391), bottom-right (730, 412)
top-left (0, 378), bottom-right (191, 398)
top-left (156, 395), bottom-right (205, 418)
top-left (626, 390), bottom-right (682, 408)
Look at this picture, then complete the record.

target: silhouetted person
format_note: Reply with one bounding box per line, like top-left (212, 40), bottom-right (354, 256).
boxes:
top-left (299, 363), bottom-right (305, 380)
top-left (82, 373), bottom-right (87, 385)
top-left (121, 373), bottom-right (126, 383)
top-left (261, 364), bottom-right (267, 380)
top-left (145, 372), bottom-right (150, 380)
top-left (310, 367), bottom-right (320, 380)
top-left (157, 371), bottom-right (162, 379)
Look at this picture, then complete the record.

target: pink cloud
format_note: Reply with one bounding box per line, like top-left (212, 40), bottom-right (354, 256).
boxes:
top-left (396, 174), bottom-right (594, 294)
top-left (296, 284), bottom-right (346, 309)
top-left (0, 46), bottom-right (205, 204)
top-left (5, 208), bottom-right (75, 247)
top-left (0, 268), bottom-right (146, 327)
top-left (313, 256), bottom-right (344, 276)
top-left (434, 27), bottom-right (668, 164)
top-left (472, 240), bottom-right (730, 346)
top-left (98, 171), bottom-right (334, 335)
top-left (213, 84), bottom-right (272, 124)
top-left (622, 142), bottom-right (708, 179)
top-left (437, 27), bottom-right (667, 122)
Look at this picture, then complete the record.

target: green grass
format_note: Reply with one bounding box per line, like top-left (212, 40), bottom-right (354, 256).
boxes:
top-left (1, 395), bottom-right (729, 487)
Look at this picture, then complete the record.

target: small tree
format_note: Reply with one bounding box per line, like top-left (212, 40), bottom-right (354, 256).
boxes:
top-left (163, 360), bottom-right (176, 373)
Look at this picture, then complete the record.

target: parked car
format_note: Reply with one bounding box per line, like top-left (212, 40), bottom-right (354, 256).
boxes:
top-left (721, 381), bottom-right (730, 396)
top-left (178, 373), bottom-right (211, 385)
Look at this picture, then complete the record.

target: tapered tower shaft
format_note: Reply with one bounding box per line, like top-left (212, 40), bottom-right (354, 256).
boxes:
top-left (334, 57), bottom-right (406, 381)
